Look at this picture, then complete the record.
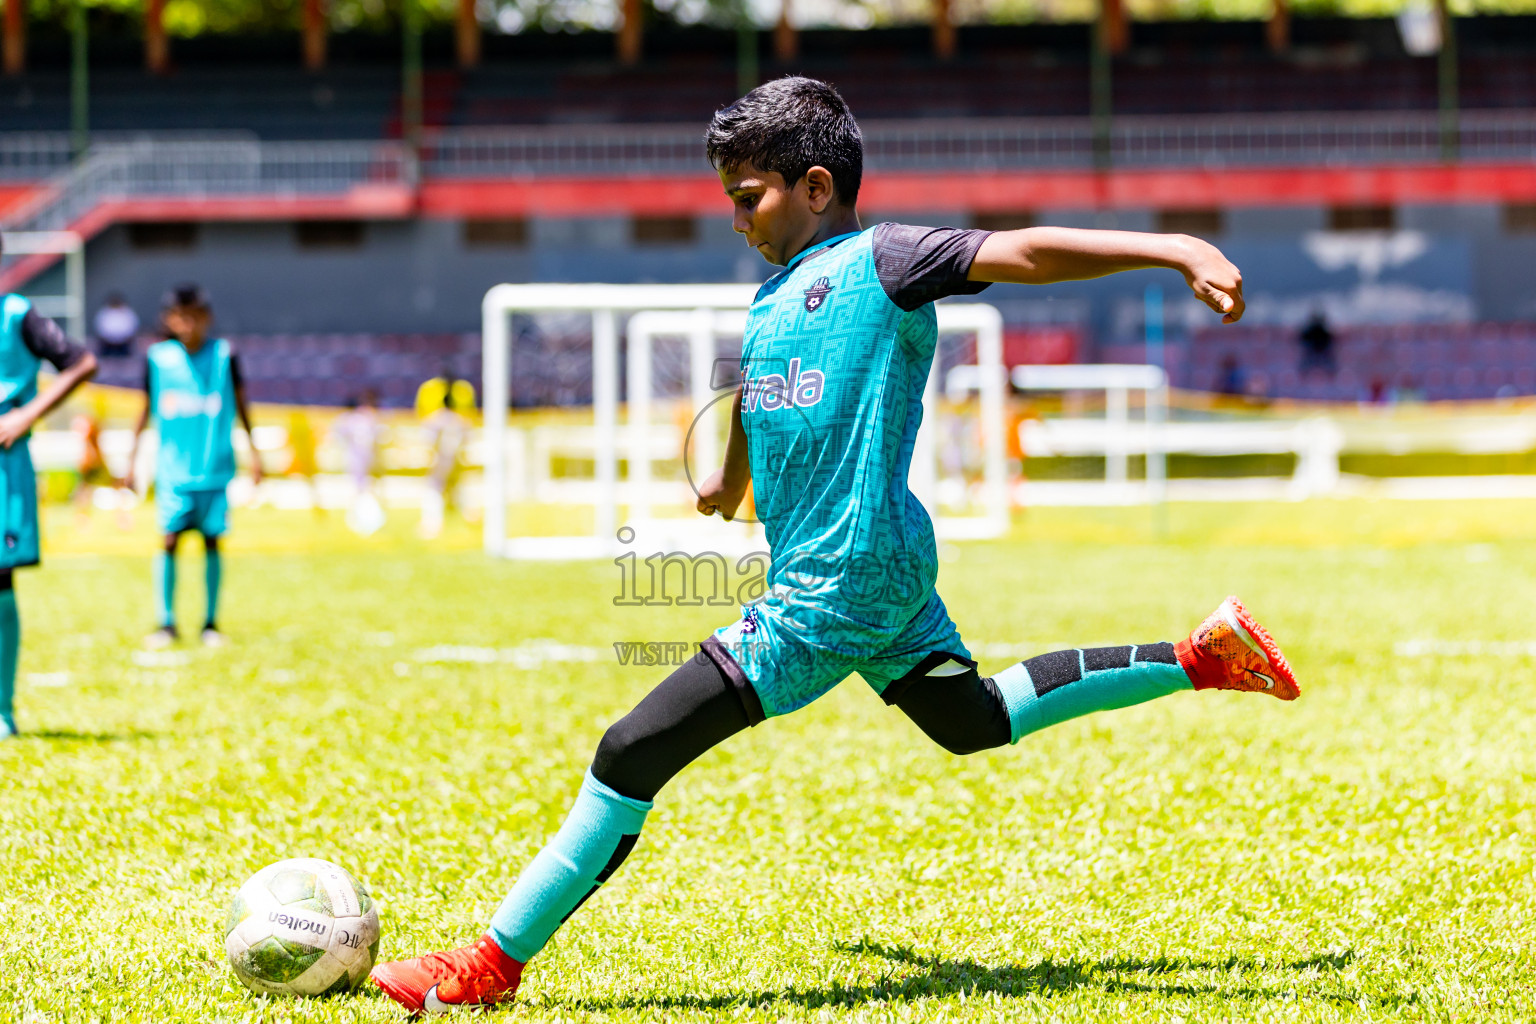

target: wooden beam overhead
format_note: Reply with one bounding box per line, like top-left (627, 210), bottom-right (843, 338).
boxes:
top-left (303, 0), bottom-right (328, 70)
top-left (1267, 0), bottom-right (1290, 52)
top-left (618, 0), bottom-right (642, 65)
top-left (1099, 0), bottom-right (1128, 56)
top-left (774, 0), bottom-right (797, 62)
top-left (3, 0), bottom-right (23, 76)
top-left (457, 0), bottom-right (481, 67)
top-left (932, 0), bottom-right (956, 60)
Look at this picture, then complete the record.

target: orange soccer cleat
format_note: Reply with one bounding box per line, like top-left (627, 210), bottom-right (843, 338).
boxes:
top-left (370, 933), bottom-right (523, 1014)
top-left (1175, 595), bottom-right (1300, 701)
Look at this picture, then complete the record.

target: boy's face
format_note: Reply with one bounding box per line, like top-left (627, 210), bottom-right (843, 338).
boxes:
top-left (718, 163), bottom-right (837, 267)
top-left (164, 305), bottom-right (210, 346)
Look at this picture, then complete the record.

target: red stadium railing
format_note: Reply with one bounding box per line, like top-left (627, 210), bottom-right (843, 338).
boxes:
top-left (6, 110), bottom-right (1536, 185)
top-left (6, 112), bottom-right (1536, 289)
top-left (419, 111), bottom-right (1536, 176)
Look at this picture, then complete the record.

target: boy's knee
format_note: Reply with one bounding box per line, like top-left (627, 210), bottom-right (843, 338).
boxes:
top-left (937, 735), bottom-right (992, 757)
top-left (923, 721), bottom-right (1001, 757)
top-left (592, 717), bottom-right (645, 786)
top-left (204, 534), bottom-right (220, 553)
top-left (886, 660), bottom-right (1012, 757)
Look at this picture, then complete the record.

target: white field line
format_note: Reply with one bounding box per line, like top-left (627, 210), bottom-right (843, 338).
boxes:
top-left (1395, 639), bottom-right (1536, 657)
top-left (411, 640), bottom-right (605, 669)
top-left (131, 651), bottom-right (189, 668)
top-left (973, 642), bottom-right (1035, 661)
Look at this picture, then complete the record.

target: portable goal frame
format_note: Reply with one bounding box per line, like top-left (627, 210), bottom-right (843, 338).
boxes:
top-left (481, 283), bottom-right (1008, 559)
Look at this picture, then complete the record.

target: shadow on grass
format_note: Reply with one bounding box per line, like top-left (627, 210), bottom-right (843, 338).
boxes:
top-left (574, 939), bottom-right (1388, 1013)
top-left (16, 730), bottom-right (165, 743)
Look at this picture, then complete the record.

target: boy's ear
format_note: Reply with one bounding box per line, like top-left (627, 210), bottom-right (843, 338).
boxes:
top-left (803, 166), bottom-right (837, 214)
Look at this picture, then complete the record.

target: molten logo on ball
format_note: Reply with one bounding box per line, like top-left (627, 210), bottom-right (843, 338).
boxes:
top-left (223, 858), bottom-right (381, 998)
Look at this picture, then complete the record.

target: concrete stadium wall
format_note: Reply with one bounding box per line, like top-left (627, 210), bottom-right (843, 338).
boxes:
top-left (27, 202), bottom-right (1536, 349)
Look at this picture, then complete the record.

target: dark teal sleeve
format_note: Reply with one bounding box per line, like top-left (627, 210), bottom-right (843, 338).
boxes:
top-left (19, 309), bottom-right (89, 370)
top-left (871, 223), bottom-right (993, 312)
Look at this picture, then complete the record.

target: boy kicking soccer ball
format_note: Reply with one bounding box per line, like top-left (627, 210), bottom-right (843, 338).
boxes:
top-left (0, 238), bottom-right (98, 739)
top-left (125, 285), bottom-right (262, 648)
top-left (371, 77), bottom-right (1300, 1012)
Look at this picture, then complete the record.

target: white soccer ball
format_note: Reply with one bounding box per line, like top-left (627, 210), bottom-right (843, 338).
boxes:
top-left (223, 857), bottom-right (381, 997)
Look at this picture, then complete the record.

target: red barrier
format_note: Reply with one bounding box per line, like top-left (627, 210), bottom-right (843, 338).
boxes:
top-left (418, 163), bottom-right (1536, 216)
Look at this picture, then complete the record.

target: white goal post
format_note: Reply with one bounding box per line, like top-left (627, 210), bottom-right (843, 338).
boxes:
top-left (481, 283), bottom-right (1009, 559)
top-left (2, 230), bottom-right (85, 340)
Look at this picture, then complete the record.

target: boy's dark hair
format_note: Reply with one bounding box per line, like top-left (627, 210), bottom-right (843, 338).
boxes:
top-left (163, 283), bottom-right (210, 311)
top-left (705, 77), bottom-right (863, 205)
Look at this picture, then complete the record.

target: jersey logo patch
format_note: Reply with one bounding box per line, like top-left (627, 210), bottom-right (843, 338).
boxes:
top-left (803, 277), bottom-right (834, 312)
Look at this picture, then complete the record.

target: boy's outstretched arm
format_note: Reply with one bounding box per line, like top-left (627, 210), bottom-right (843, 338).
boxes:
top-left (695, 389), bottom-right (750, 519)
top-left (969, 228), bottom-right (1246, 323)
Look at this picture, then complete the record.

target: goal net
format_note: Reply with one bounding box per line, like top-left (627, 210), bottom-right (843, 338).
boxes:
top-left (480, 283), bottom-right (1009, 560)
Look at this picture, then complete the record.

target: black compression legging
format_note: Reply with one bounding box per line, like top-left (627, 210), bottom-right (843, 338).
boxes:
top-left (590, 636), bottom-right (1011, 802)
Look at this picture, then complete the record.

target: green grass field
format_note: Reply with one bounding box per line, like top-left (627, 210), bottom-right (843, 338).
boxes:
top-left (4, 498), bottom-right (1536, 1022)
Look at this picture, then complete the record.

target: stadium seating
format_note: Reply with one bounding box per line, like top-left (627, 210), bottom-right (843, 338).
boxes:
top-left (4, 20), bottom-right (1536, 138)
top-left (89, 332), bottom-right (482, 409)
top-left (1103, 323), bottom-right (1536, 402)
top-left (77, 322), bottom-right (1536, 411)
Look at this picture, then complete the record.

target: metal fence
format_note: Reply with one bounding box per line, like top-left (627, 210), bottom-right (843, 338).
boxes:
top-left (1, 139), bottom-right (411, 234)
top-left (423, 111), bottom-right (1536, 176)
top-left (0, 130), bottom-right (262, 181)
top-left (3, 110), bottom-right (1534, 239)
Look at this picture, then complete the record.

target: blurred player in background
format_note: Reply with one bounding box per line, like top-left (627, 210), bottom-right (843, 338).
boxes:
top-left (92, 292), bottom-right (139, 361)
top-left (284, 407), bottom-right (321, 516)
top-left (414, 365), bottom-right (475, 421)
top-left (371, 77), bottom-right (1300, 1013)
top-left (418, 389), bottom-right (468, 539)
top-left (0, 235), bottom-right (99, 738)
top-left (332, 390), bottom-right (385, 536)
top-left (71, 409), bottom-right (110, 524)
top-left (124, 285), bottom-right (262, 648)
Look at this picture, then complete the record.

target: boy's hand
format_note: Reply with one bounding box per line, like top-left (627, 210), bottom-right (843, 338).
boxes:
top-left (119, 469), bottom-right (136, 492)
top-left (696, 468), bottom-right (747, 521)
top-left (1178, 237), bottom-right (1245, 323)
top-left (250, 459), bottom-right (265, 486)
top-left (0, 409), bottom-right (35, 449)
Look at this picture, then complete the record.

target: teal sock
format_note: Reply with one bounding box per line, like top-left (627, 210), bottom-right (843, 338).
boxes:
top-left (488, 770), bottom-right (652, 963)
top-left (154, 552), bottom-right (176, 629)
top-left (0, 589), bottom-right (17, 734)
top-left (991, 643), bottom-right (1192, 743)
top-left (204, 549), bottom-right (222, 628)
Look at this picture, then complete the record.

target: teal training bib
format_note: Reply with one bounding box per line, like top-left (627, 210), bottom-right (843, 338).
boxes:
top-left (0, 295), bottom-right (41, 413)
top-left (148, 338), bottom-right (237, 491)
top-left (0, 295), bottom-right (43, 568)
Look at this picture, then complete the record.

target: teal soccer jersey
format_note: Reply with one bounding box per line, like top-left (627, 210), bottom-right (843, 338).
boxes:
top-left (145, 338), bottom-right (241, 494)
top-left (0, 295), bottom-right (89, 569)
top-left (712, 224), bottom-right (993, 717)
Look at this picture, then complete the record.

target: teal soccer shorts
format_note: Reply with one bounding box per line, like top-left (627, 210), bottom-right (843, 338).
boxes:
top-left (712, 589), bottom-right (969, 719)
top-left (0, 443), bottom-right (40, 571)
top-left (157, 487), bottom-right (229, 537)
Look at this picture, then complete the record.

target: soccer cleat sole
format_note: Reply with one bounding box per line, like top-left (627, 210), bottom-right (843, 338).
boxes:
top-left (422, 984), bottom-right (497, 1014)
top-left (1222, 595), bottom-right (1300, 701)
